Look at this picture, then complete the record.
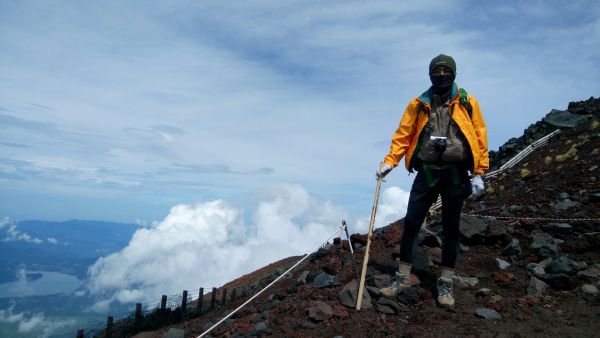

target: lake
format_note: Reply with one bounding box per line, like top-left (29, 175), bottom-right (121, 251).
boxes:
top-left (0, 270), bottom-right (83, 298)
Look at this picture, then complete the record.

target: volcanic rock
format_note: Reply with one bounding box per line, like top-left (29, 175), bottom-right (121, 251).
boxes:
top-left (338, 279), bottom-right (372, 309)
top-left (475, 308), bottom-right (502, 320)
top-left (308, 301), bottom-right (333, 322)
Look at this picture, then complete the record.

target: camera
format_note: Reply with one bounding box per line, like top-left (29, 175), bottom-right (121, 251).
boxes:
top-left (431, 136), bottom-right (447, 152)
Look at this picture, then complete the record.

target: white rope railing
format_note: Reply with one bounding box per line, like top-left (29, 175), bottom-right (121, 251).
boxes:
top-left (197, 223), bottom-right (345, 338)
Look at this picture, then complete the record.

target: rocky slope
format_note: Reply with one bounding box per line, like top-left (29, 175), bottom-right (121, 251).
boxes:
top-left (129, 98), bottom-right (600, 338)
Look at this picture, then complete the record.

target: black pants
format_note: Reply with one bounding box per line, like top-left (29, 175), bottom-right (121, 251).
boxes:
top-left (399, 165), bottom-right (471, 269)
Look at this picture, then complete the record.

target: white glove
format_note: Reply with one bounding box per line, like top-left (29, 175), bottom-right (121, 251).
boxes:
top-left (471, 175), bottom-right (485, 197)
top-left (376, 163), bottom-right (392, 180)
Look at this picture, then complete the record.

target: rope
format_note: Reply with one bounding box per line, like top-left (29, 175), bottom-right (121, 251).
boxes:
top-left (197, 224), bottom-right (345, 338)
top-left (462, 214), bottom-right (600, 222)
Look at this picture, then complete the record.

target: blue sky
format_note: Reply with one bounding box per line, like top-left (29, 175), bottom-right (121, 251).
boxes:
top-left (1, 0), bottom-right (599, 224)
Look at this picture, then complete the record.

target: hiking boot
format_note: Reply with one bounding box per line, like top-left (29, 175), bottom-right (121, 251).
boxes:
top-left (379, 272), bottom-right (411, 298)
top-left (437, 276), bottom-right (455, 306)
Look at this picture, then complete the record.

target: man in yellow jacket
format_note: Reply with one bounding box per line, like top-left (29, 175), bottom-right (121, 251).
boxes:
top-left (376, 54), bottom-right (488, 307)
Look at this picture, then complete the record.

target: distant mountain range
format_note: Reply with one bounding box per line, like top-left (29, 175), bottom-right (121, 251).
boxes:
top-left (0, 220), bottom-right (139, 283)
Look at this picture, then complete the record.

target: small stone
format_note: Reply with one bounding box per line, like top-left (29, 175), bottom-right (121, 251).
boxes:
top-left (552, 199), bottom-right (578, 212)
top-left (475, 288), bottom-right (492, 298)
top-left (581, 284), bottom-right (599, 295)
top-left (452, 275), bottom-right (479, 288)
top-left (559, 192), bottom-right (569, 199)
top-left (578, 265), bottom-right (600, 279)
top-left (546, 256), bottom-right (579, 275)
top-left (372, 274), bottom-right (391, 288)
top-left (376, 297), bottom-right (408, 314)
top-left (529, 232), bottom-right (559, 258)
top-left (311, 271), bottom-right (341, 288)
top-left (492, 271), bottom-right (514, 286)
top-left (308, 301), bottom-right (333, 321)
top-left (541, 223), bottom-right (573, 234)
top-left (475, 308), bottom-right (502, 320)
top-left (459, 243), bottom-right (470, 252)
top-left (254, 322), bottom-right (267, 332)
top-left (502, 238), bottom-right (522, 256)
top-left (527, 277), bottom-right (548, 296)
top-left (487, 295), bottom-right (504, 312)
top-left (496, 258), bottom-right (511, 270)
top-left (162, 328), bottom-right (185, 338)
top-left (526, 263), bottom-right (546, 277)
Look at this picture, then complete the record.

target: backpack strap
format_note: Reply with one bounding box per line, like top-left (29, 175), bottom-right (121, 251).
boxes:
top-left (458, 88), bottom-right (473, 118)
top-left (417, 101), bottom-right (430, 115)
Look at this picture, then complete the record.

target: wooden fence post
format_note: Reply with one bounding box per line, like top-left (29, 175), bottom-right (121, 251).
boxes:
top-left (76, 329), bottom-right (84, 338)
top-left (210, 287), bottom-right (217, 310)
top-left (181, 290), bottom-right (188, 313)
top-left (134, 303), bottom-right (142, 324)
top-left (197, 288), bottom-right (204, 313)
top-left (105, 316), bottom-right (113, 338)
top-left (160, 295), bottom-right (167, 311)
top-left (221, 288), bottom-right (228, 306)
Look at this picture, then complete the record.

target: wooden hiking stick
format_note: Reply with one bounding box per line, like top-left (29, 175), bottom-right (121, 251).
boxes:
top-left (356, 177), bottom-right (382, 310)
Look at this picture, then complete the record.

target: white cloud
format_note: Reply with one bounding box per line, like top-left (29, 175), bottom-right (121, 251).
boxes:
top-left (1, 219), bottom-right (44, 244)
top-left (354, 185), bottom-right (410, 233)
top-left (0, 306), bottom-right (75, 338)
top-left (86, 184), bottom-right (367, 308)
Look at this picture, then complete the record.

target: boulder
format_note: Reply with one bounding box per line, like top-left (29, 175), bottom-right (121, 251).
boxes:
top-left (529, 232), bottom-right (559, 258)
top-left (545, 256), bottom-right (579, 275)
top-left (543, 109), bottom-right (590, 128)
top-left (312, 271), bottom-right (341, 288)
top-left (459, 216), bottom-right (488, 244)
top-left (338, 279), bottom-right (372, 309)
top-left (581, 284), bottom-right (599, 295)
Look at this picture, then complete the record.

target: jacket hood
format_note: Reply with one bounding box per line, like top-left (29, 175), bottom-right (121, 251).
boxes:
top-left (417, 83), bottom-right (459, 105)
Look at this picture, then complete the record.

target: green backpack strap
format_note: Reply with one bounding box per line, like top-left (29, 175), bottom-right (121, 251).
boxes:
top-left (458, 88), bottom-right (473, 118)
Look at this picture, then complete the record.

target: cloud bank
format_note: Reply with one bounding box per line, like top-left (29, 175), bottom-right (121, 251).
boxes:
top-left (0, 306), bottom-right (75, 338)
top-left (86, 184), bottom-right (408, 309)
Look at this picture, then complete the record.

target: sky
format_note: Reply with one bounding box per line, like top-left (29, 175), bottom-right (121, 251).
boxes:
top-left (1, 1), bottom-right (599, 224)
top-left (1, 0), bottom-right (599, 319)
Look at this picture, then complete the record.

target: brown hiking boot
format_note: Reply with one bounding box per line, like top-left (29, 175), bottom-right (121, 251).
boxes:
top-left (379, 271), bottom-right (411, 298)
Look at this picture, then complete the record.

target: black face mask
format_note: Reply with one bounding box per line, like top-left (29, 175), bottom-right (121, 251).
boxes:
top-left (429, 73), bottom-right (455, 96)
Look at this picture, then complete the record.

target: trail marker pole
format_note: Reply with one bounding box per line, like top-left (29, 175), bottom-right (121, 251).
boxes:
top-left (356, 177), bottom-right (382, 310)
top-left (342, 220), bottom-right (360, 281)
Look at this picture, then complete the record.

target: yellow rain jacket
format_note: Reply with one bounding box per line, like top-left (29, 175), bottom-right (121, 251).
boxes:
top-left (383, 84), bottom-right (489, 175)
